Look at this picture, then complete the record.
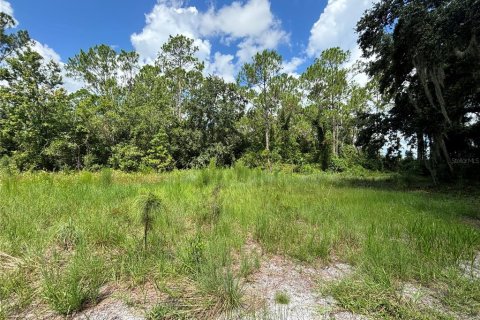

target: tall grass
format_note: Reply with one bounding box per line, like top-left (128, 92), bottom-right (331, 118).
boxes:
top-left (0, 169), bottom-right (478, 318)
top-left (41, 249), bottom-right (105, 315)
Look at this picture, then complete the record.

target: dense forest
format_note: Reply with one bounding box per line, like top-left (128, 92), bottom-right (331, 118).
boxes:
top-left (1, 0), bottom-right (479, 183)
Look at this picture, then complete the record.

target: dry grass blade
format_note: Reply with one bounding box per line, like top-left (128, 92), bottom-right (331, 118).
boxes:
top-left (0, 251), bottom-right (23, 273)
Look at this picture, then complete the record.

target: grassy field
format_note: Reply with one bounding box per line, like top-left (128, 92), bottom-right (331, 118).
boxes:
top-left (0, 167), bottom-right (479, 319)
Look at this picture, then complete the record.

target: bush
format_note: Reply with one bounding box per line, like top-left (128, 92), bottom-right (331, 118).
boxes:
top-left (142, 132), bottom-right (173, 172)
top-left (82, 153), bottom-right (102, 171)
top-left (0, 156), bottom-right (18, 175)
top-left (238, 150), bottom-right (281, 169)
top-left (44, 139), bottom-right (77, 170)
top-left (293, 163), bottom-right (321, 174)
top-left (109, 143), bottom-right (144, 172)
top-left (329, 156), bottom-right (349, 172)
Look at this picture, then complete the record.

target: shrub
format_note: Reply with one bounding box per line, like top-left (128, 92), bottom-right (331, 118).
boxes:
top-left (109, 143), bottom-right (144, 172)
top-left (274, 291), bottom-right (290, 305)
top-left (142, 132), bottom-right (173, 172)
top-left (238, 150), bottom-right (281, 169)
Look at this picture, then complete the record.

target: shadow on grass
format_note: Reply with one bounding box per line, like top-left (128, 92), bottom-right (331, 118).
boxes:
top-left (330, 173), bottom-right (480, 221)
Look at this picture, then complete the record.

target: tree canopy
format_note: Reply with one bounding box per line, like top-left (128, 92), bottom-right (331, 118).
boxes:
top-left (0, 3), bottom-right (478, 182)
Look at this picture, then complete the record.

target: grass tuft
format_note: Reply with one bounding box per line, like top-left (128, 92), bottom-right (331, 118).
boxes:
top-left (274, 291), bottom-right (290, 305)
top-left (41, 250), bottom-right (104, 315)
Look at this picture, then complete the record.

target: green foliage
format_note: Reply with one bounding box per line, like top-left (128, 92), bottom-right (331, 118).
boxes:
top-left (0, 46), bottom-right (69, 171)
top-left (239, 50), bottom-right (283, 158)
top-left (66, 45), bottom-right (138, 96)
top-left (137, 192), bottom-right (162, 251)
top-left (41, 251), bottom-right (104, 315)
top-left (357, 0), bottom-right (480, 181)
top-left (0, 9), bottom-right (477, 184)
top-left (0, 12), bottom-right (30, 63)
top-left (109, 143), bottom-right (144, 172)
top-left (274, 291), bottom-right (290, 305)
top-left (238, 150), bottom-right (281, 169)
top-left (142, 132), bottom-right (173, 172)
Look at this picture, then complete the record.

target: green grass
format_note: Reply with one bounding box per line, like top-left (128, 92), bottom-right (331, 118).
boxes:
top-left (274, 291), bottom-right (290, 305)
top-left (41, 249), bottom-right (104, 315)
top-left (0, 168), bottom-right (479, 319)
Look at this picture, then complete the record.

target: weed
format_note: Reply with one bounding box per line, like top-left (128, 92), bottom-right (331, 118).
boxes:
top-left (274, 291), bottom-right (290, 305)
top-left (55, 219), bottom-right (83, 250)
top-left (99, 168), bottom-right (113, 186)
top-left (41, 251), bottom-right (104, 315)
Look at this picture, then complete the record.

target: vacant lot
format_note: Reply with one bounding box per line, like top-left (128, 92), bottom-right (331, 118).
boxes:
top-left (1, 168), bottom-right (479, 319)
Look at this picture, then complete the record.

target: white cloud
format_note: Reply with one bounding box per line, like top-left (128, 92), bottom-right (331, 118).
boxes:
top-left (62, 74), bottom-right (85, 92)
top-left (282, 56), bottom-right (305, 77)
top-left (131, 0), bottom-right (288, 80)
top-left (131, 4), bottom-right (208, 63)
top-left (307, 0), bottom-right (376, 85)
top-left (200, 0), bottom-right (274, 38)
top-left (307, 0), bottom-right (375, 58)
top-left (205, 52), bottom-right (236, 83)
top-left (31, 42), bottom-right (85, 92)
top-left (32, 41), bottom-right (62, 63)
top-left (0, 0), bottom-right (14, 19)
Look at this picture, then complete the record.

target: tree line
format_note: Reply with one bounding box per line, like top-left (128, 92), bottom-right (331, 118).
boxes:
top-left (1, 0), bottom-right (479, 182)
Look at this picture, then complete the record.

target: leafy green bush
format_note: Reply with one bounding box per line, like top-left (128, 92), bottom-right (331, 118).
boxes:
top-left (293, 163), bottom-right (322, 174)
top-left (238, 150), bottom-right (281, 169)
top-left (44, 139), bottom-right (77, 170)
top-left (109, 143), bottom-right (144, 172)
top-left (329, 156), bottom-right (349, 172)
top-left (0, 156), bottom-right (18, 175)
top-left (142, 132), bottom-right (173, 172)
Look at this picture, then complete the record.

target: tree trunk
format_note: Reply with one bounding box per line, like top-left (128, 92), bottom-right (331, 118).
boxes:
top-left (265, 123), bottom-right (272, 170)
top-left (332, 118), bottom-right (337, 157)
top-left (417, 131), bottom-right (425, 161)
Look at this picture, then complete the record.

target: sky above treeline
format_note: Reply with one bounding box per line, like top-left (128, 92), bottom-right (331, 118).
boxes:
top-left (1, 0), bottom-right (376, 89)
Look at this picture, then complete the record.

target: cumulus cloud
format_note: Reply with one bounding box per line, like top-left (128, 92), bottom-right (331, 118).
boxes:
top-left (205, 52), bottom-right (236, 83)
top-left (282, 57), bottom-right (305, 77)
top-left (32, 41), bottom-right (62, 63)
top-left (307, 0), bottom-right (375, 58)
top-left (131, 0), bottom-right (288, 81)
top-left (307, 0), bottom-right (376, 84)
top-left (0, 0), bottom-right (14, 18)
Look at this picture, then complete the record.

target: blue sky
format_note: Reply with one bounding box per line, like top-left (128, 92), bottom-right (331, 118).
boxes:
top-left (2, 0), bottom-right (376, 85)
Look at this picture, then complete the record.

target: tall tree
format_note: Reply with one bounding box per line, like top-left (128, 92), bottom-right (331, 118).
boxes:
top-left (0, 12), bottom-right (30, 64)
top-left (238, 50), bottom-right (283, 167)
top-left (0, 49), bottom-right (69, 170)
top-left (357, 0), bottom-right (480, 181)
top-left (66, 45), bottom-right (140, 168)
top-left (302, 47), bottom-right (350, 167)
top-left (273, 74), bottom-right (304, 163)
top-left (66, 45), bottom-right (139, 97)
top-left (186, 76), bottom-right (247, 167)
top-left (156, 35), bottom-right (204, 121)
